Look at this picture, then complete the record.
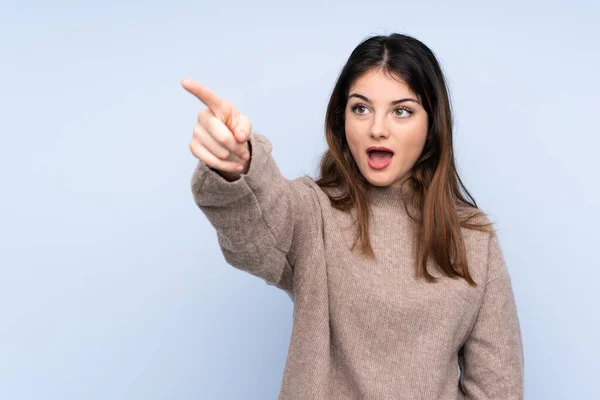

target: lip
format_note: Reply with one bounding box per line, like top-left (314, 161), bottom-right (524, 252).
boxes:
top-left (366, 146), bottom-right (394, 154)
top-left (366, 146), bottom-right (394, 170)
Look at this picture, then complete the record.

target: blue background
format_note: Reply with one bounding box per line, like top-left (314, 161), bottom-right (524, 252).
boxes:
top-left (2, 1), bottom-right (598, 398)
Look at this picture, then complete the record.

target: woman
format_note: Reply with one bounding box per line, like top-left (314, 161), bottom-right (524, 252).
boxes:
top-left (183, 33), bottom-right (524, 400)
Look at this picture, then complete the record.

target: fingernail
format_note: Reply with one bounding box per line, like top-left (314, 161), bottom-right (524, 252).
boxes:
top-left (241, 152), bottom-right (250, 160)
top-left (238, 130), bottom-right (247, 140)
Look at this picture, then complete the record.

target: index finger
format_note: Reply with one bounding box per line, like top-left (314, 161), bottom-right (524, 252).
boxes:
top-left (181, 78), bottom-right (223, 116)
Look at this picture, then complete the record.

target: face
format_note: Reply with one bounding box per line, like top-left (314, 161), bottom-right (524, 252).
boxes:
top-left (344, 68), bottom-right (429, 189)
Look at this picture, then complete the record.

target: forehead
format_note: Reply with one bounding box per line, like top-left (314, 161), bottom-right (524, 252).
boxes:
top-left (348, 69), bottom-right (416, 99)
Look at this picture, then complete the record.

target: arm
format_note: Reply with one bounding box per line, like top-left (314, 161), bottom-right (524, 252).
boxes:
top-left (190, 131), bottom-right (321, 297)
top-left (458, 232), bottom-right (525, 399)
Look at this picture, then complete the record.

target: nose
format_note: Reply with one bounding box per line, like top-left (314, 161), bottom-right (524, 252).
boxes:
top-left (369, 115), bottom-right (390, 139)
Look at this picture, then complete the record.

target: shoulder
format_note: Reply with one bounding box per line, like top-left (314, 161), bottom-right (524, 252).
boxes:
top-left (287, 178), bottom-right (354, 226)
top-left (290, 176), bottom-right (340, 205)
top-left (457, 202), bottom-right (498, 236)
top-left (456, 205), bottom-right (504, 280)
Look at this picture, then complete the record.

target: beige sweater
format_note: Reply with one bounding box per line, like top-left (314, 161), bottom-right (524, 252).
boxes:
top-left (191, 132), bottom-right (524, 399)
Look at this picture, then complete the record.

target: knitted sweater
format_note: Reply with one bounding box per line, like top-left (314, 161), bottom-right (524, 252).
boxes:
top-left (191, 132), bottom-right (524, 400)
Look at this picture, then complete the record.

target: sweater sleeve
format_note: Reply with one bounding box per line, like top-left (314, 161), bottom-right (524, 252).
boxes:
top-left (458, 233), bottom-right (525, 399)
top-left (190, 131), bottom-right (321, 297)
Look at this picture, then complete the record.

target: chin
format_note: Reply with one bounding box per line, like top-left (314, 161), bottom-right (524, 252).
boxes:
top-left (363, 171), bottom-right (397, 187)
top-left (361, 165), bottom-right (409, 188)
top-left (370, 180), bottom-right (396, 187)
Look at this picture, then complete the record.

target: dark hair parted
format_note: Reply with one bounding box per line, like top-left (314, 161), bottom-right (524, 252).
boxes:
top-left (315, 33), bottom-right (495, 286)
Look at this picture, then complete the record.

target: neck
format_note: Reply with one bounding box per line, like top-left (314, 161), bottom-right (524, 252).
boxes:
top-left (366, 183), bottom-right (414, 211)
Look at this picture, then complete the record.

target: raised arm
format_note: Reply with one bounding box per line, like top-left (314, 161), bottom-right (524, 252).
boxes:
top-left (458, 233), bottom-right (525, 399)
top-left (182, 78), bottom-right (321, 298)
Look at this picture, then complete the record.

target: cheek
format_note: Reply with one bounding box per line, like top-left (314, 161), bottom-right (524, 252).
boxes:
top-left (412, 127), bottom-right (428, 149)
top-left (345, 138), bottom-right (361, 163)
top-left (401, 124), bottom-right (428, 159)
top-left (402, 115), bottom-right (428, 144)
top-left (344, 121), bottom-right (361, 151)
top-left (391, 124), bottom-right (427, 162)
top-left (416, 122), bottom-right (429, 149)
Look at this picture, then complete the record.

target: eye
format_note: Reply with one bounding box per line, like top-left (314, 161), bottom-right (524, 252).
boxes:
top-left (350, 104), bottom-right (414, 118)
top-left (394, 106), bottom-right (413, 118)
top-left (351, 104), bottom-right (368, 115)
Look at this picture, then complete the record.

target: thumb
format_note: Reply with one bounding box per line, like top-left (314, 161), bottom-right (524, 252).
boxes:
top-left (234, 113), bottom-right (253, 143)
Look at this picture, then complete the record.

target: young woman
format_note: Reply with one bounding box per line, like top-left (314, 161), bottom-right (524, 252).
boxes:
top-left (183, 33), bottom-right (524, 400)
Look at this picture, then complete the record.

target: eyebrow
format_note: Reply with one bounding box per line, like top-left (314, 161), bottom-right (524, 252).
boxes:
top-left (348, 93), bottom-right (420, 105)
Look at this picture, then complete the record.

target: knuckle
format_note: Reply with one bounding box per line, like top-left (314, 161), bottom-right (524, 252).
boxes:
top-left (215, 147), bottom-right (230, 160)
top-left (189, 142), bottom-right (200, 159)
top-left (193, 126), bottom-right (202, 138)
top-left (226, 164), bottom-right (239, 173)
top-left (215, 134), bottom-right (229, 146)
top-left (197, 108), bottom-right (208, 120)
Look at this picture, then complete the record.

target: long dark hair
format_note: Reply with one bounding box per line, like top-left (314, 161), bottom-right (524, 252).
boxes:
top-left (315, 33), bottom-right (494, 286)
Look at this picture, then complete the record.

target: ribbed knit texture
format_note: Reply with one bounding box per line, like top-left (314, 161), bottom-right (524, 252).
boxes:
top-left (191, 132), bottom-right (524, 400)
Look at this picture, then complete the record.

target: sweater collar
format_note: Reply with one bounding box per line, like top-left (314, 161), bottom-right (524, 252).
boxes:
top-left (366, 183), bottom-right (414, 210)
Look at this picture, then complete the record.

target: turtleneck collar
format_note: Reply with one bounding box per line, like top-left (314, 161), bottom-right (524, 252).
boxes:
top-left (366, 184), bottom-right (415, 211)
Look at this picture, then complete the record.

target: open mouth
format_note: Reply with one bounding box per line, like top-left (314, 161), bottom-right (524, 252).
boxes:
top-left (367, 149), bottom-right (394, 169)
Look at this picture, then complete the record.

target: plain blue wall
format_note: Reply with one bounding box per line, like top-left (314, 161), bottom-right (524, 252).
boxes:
top-left (2, 1), bottom-right (598, 399)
